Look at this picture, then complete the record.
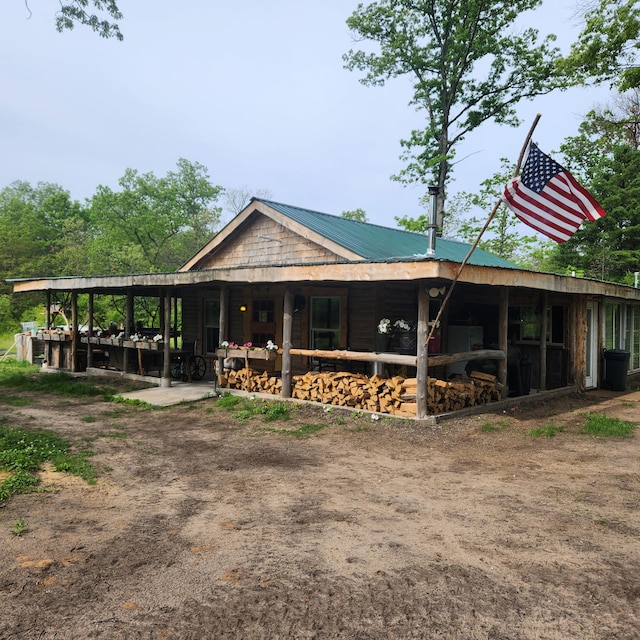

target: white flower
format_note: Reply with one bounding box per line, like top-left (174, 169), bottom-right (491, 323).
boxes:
top-left (265, 340), bottom-right (278, 351)
top-left (220, 340), bottom-right (229, 348)
top-left (394, 319), bottom-right (415, 332)
top-left (377, 318), bottom-right (391, 334)
top-left (371, 413), bottom-right (380, 421)
top-left (153, 334), bottom-right (163, 342)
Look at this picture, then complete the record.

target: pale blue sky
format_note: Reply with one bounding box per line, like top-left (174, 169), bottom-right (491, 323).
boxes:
top-left (0, 1), bottom-right (611, 228)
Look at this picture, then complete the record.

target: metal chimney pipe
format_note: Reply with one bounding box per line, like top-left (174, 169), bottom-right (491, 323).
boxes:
top-left (426, 185), bottom-right (439, 255)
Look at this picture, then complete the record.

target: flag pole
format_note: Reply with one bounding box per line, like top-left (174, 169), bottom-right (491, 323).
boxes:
top-left (425, 113), bottom-right (542, 346)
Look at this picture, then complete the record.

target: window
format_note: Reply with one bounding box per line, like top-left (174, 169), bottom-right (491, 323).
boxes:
top-left (203, 299), bottom-right (220, 354)
top-left (310, 296), bottom-right (340, 350)
top-left (604, 303), bottom-right (621, 350)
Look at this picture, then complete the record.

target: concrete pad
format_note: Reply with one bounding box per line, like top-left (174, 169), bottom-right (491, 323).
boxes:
top-left (116, 381), bottom-right (219, 407)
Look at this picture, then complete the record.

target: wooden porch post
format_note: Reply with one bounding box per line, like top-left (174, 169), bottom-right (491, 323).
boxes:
top-left (161, 289), bottom-right (172, 387)
top-left (573, 295), bottom-right (587, 391)
top-left (218, 285), bottom-right (228, 382)
top-left (281, 288), bottom-right (293, 398)
top-left (124, 291), bottom-right (133, 373)
top-left (416, 284), bottom-right (429, 419)
top-left (70, 292), bottom-right (78, 372)
top-left (173, 296), bottom-right (179, 349)
top-left (45, 291), bottom-right (51, 328)
top-left (539, 292), bottom-right (548, 391)
top-left (498, 288), bottom-right (509, 392)
top-left (87, 293), bottom-right (94, 369)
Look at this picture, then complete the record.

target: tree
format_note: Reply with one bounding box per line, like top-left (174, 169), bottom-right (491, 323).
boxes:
top-left (341, 208), bottom-right (368, 222)
top-left (343, 0), bottom-right (566, 220)
top-left (223, 186), bottom-right (274, 219)
top-left (23, 0), bottom-right (123, 39)
top-left (87, 159), bottom-right (223, 274)
top-left (0, 181), bottom-right (87, 325)
top-left (546, 96), bottom-right (640, 281)
top-left (564, 0), bottom-right (640, 90)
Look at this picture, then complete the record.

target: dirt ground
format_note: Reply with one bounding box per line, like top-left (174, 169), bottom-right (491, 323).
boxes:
top-left (1, 379), bottom-right (639, 640)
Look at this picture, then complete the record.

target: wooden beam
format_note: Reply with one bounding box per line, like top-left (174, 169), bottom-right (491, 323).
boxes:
top-left (87, 293), bottom-right (94, 369)
top-left (289, 347), bottom-right (504, 368)
top-left (71, 292), bottom-right (78, 372)
top-left (162, 289), bottom-right (172, 386)
top-left (281, 289), bottom-right (293, 398)
top-left (417, 283), bottom-right (429, 419)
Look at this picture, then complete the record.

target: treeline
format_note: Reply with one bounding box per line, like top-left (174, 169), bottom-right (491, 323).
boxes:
top-left (0, 158), bottom-right (224, 332)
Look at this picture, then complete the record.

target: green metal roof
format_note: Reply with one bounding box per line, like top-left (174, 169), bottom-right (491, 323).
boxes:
top-left (255, 198), bottom-right (518, 269)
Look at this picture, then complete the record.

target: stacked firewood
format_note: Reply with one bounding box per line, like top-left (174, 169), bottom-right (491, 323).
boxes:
top-left (219, 368), bottom-right (282, 395)
top-left (219, 368), bottom-right (503, 416)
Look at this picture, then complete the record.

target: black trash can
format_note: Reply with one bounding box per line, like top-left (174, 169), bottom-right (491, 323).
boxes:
top-left (604, 349), bottom-right (630, 391)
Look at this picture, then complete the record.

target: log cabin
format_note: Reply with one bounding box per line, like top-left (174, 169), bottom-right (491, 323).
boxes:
top-left (9, 197), bottom-right (640, 418)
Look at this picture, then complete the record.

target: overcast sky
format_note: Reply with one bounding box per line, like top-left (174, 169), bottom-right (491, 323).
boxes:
top-left (1, 1), bottom-right (611, 228)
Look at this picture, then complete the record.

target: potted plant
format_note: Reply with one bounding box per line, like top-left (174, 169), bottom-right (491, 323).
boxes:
top-left (376, 318), bottom-right (392, 352)
top-left (394, 319), bottom-right (417, 354)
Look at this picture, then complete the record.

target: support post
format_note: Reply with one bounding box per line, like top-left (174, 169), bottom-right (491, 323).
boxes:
top-left (124, 291), bottom-right (133, 373)
top-left (162, 289), bottom-right (172, 387)
top-left (70, 292), bottom-right (78, 372)
top-left (87, 293), bottom-right (94, 369)
top-left (218, 285), bottom-right (228, 384)
top-left (416, 283), bottom-right (429, 419)
top-left (281, 288), bottom-right (293, 398)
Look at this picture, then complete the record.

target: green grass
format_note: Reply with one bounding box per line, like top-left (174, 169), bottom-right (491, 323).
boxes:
top-left (529, 422), bottom-right (564, 438)
top-left (0, 424), bottom-right (97, 502)
top-left (213, 394), bottom-right (292, 423)
top-left (262, 423), bottom-right (326, 438)
top-left (10, 517), bottom-right (28, 537)
top-left (581, 413), bottom-right (636, 437)
top-left (0, 360), bottom-right (116, 399)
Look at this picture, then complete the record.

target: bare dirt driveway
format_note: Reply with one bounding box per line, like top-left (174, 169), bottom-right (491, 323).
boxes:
top-left (1, 381), bottom-right (639, 639)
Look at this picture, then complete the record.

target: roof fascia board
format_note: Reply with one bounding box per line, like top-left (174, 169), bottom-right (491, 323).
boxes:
top-left (10, 262), bottom-right (640, 301)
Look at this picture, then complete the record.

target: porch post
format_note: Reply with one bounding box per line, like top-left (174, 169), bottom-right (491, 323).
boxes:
top-left (70, 292), bottom-right (78, 372)
top-left (161, 288), bottom-right (172, 387)
top-left (124, 291), bottom-right (133, 373)
top-left (281, 288), bottom-right (293, 398)
top-left (416, 284), bottom-right (429, 419)
top-left (539, 292), bottom-right (548, 391)
top-left (45, 291), bottom-right (51, 328)
top-left (498, 288), bottom-right (509, 392)
top-left (218, 285), bottom-right (228, 382)
top-left (573, 295), bottom-right (587, 391)
top-left (87, 293), bottom-right (94, 369)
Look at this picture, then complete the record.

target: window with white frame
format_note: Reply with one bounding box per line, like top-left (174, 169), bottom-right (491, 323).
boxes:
top-left (604, 303), bottom-right (621, 350)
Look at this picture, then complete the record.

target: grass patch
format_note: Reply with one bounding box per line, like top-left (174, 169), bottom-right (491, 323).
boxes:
top-left (2, 397), bottom-right (33, 407)
top-left (0, 361), bottom-right (116, 399)
top-left (213, 394), bottom-right (293, 423)
top-left (481, 422), bottom-right (499, 432)
top-left (0, 424), bottom-right (96, 502)
top-left (529, 422), bottom-right (563, 438)
top-left (263, 423), bottom-right (326, 438)
top-left (10, 517), bottom-right (28, 537)
top-left (581, 413), bottom-right (636, 437)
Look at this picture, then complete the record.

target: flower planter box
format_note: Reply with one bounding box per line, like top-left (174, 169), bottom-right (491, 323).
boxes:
top-left (215, 348), bottom-right (276, 360)
top-left (37, 332), bottom-right (71, 342)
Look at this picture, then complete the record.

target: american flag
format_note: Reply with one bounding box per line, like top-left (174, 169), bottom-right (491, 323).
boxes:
top-left (502, 143), bottom-right (606, 243)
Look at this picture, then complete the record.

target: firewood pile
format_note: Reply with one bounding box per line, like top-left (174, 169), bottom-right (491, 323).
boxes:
top-left (218, 368), bottom-right (503, 416)
top-left (219, 368), bottom-right (282, 395)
